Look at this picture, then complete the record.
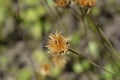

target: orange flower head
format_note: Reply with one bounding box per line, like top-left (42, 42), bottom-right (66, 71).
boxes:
top-left (46, 31), bottom-right (71, 55)
top-left (51, 55), bottom-right (67, 67)
top-left (54, 0), bottom-right (70, 8)
top-left (74, 0), bottom-right (96, 8)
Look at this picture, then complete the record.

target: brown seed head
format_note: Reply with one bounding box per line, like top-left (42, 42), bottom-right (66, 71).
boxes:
top-left (74, 0), bottom-right (96, 8)
top-left (46, 31), bottom-right (71, 55)
top-left (54, 0), bottom-right (70, 8)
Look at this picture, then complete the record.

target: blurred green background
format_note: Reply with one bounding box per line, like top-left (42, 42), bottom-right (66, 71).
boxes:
top-left (0, 0), bottom-right (120, 80)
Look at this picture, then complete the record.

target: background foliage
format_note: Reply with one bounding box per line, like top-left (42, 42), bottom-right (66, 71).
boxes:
top-left (0, 0), bottom-right (120, 80)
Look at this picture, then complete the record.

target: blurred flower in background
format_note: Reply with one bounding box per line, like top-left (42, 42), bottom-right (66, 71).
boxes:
top-left (51, 55), bottom-right (67, 68)
top-left (39, 63), bottom-right (51, 76)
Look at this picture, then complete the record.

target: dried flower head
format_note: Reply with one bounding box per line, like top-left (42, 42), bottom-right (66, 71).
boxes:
top-left (46, 31), bottom-right (71, 55)
top-left (40, 63), bottom-right (51, 76)
top-left (54, 0), bottom-right (70, 8)
top-left (74, 0), bottom-right (96, 8)
top-left (51, 55), bottom-right (67, 67)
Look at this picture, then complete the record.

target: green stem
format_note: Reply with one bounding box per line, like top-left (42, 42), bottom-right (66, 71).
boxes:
top-left (68, 48), bottom-right (115, 75)
top-left (80, 9), bottom-right (120, 61)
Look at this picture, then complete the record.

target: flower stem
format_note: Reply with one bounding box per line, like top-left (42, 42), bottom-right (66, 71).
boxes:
top-left (68, 48), bottom-right (115, 76)
top-left (80, 8), bottom-right (120, 61)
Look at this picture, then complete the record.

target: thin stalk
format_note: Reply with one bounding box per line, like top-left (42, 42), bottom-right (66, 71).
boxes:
top-left (80, 8), bottom-right (120, 61)
top-left (69, 7), bottom-right (120, 70)
top-left (68, 48), bottom-right (115, 75)
top-left (69, 7), bottom-right (120, 74)
top-left (45, 0), bottom-right (68, 32)
top-left (27, 53), bottom-right (39, 80)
